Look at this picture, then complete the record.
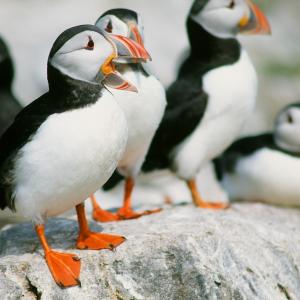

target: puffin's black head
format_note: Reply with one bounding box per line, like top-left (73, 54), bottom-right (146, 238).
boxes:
top-left (47, 24), bottom-right (150, 92)
top-left (189, 0), bottom-right (271, 38)
top-left (0, 37), bottom-right (14, 89)
top-left (95, 8), bottom-right (145, 49)
top-left (274, 103), bottom-right (300, 154)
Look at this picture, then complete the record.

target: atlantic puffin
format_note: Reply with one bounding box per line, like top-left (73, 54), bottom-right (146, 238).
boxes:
top-left (0, 37), bottom-right (22, 136)
top-left (0, 25), bottom-right (150, 287)
top-left (89, 9), bottom-right (167, 222)
top-left (219, 103), bottom-right (300, 207)
top-left (141, 0), bottom-right (271, 209)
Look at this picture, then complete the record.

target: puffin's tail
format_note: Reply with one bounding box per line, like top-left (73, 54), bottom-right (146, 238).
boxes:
top-left (102, 171), bottom-right (124, 191)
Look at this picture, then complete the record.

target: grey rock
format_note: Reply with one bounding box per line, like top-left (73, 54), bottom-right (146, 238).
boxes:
top-left (0, 203), bottom-right (300, 300)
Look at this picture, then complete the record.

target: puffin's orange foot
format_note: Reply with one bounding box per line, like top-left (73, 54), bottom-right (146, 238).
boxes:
top-left (117, 207), bottom-right (162, 220)
top-left (92, 207), bottom-right (120, 223)
top-left (197, 201), bottom-right (229, 210)
top-left (45, 250), bottom-right (81, 288)
top-left (76, 231), bottom-right (126, 250)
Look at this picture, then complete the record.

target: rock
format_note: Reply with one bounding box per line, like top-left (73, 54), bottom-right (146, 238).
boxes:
top-left (0, 203), bottom-right (300, 300)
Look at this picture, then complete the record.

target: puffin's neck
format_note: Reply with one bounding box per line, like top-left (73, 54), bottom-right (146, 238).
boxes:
top-left (187, 17), bottom-right (241, 67)
top-left (0, 58), bottom-right (14, 90)
top-left (116, 63), bottom-right (148, 78)
top-left (47, 64), bottom-right (103, 108)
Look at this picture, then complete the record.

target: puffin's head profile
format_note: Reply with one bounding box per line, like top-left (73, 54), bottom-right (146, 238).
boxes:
top-left (190, 0), bottom-right (271, 38)
top-left (48, 25), bottom-right (150, 92)
top-left (274, 103), bottom-right (300, 154)
top-left (95, 8), bottom-right (147, 59)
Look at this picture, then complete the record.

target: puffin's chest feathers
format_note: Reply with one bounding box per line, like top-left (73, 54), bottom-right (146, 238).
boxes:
top-left (202, 49), bottom-right (257, 125)
top-left (112, 64), bottom-right (166, 142)
top-left (12, 92), bottom-right (127, 217)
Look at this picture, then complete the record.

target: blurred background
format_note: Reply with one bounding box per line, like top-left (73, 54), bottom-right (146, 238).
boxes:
top-left (0, 0), bottom-right (299, 225)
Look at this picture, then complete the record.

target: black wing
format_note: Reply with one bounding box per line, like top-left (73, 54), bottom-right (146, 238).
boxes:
top-left (214, 133), bottom-right (275, 180)
top-left (102, 171), bottom-right (124, 191)
top-left (143, 76), bottom-right (208, 172)
top-left (0, 92), bottom-right (22, 137)
top-left (0, 92), bottom-right (58, 210)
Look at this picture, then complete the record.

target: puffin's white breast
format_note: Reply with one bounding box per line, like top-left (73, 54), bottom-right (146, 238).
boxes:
top-left (13, 91), bottom-right (128, 222)
top-left (172, 49), bottom-right (257, 180)
top-left (109, 68), bottom-right (166, 176)
top-left (223, 148), bottom-right (300, 207)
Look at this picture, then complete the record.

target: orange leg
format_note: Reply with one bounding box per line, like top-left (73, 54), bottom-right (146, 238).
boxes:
top-left (76, 203), bottom-right (125, 250)
top-left (35, 224), bottom-right (81, 288)
top-left (90, 194), bottom-right (120, 222)
top-left (117, 177), bottom-right (162, 220)
top-left (186, 179), bottom-right (229, 210)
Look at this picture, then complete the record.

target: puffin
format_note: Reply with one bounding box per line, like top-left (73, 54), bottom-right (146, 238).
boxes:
top-left (142, 0), bottom-right (271, 209)
top-left (0, 25), bottom-right (150, 287)
top-left (90, 9), bottom-right (167, 222)
top-left (0, 36), bottom-right (22, 136)
top-left (219, 103), bottom-right (300, 207)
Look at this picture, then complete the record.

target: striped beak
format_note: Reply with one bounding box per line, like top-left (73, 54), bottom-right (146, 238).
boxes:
top-left (239, 0), bottom-right (271, 35)
top-left (129, 24), bottom-right (144, 47)
top-left (108, 33), bottom-right (151, 63)
top-left (101, 33), bottom-right (152, 93)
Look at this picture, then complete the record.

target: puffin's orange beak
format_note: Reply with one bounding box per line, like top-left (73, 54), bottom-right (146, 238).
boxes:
top-left (108, 33), bottom-right (151, 62)
top-left (101, 34), bottom-right (151, 93)
top-left (239, 0), bottom-right (271, 35)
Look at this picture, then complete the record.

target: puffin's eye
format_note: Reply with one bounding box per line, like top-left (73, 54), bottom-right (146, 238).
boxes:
top-left (228, 0), bottom-right (235, 9)
top-left (106, 20), bottom-right (113, 33)
top-left (287, 113), bottom-right (294, 124)
top-left (85, 38), bottom-right (94, 51)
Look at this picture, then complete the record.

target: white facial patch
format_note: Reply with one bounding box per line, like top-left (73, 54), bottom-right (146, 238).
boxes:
top-left (191, 0), bottom-right (249, 38)
top-left (96, 15), bottom-right (129, 37)
top-left (275, 107), bottom-right (300, 153)
top-left (50, 30), bottom-right (113, 83)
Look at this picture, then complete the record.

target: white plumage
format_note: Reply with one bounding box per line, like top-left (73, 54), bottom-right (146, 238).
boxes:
top-left (172, 49), bottom-right (257, 179)
top-left (13, 91), bottom-right (128, 223)
top-left (223, 148), bottom-right (300, 207)
top-left (108, 66), bottom-right (166, 177)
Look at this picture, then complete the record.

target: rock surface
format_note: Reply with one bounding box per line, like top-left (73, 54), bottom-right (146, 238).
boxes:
top-left (0, 203), bottom-right (300, 300)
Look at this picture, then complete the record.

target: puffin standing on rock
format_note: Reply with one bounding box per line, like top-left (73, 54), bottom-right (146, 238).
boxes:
top-left (0, 37), bottom-right (22, 136)
top-left (0, 25), bottom-right (150, 287)
top-left (219, 103), bottom-right (300, 207)
top-left (90, 9), bottom-right (167, 222)
top-left (142, 0), bottom-right (271, 209)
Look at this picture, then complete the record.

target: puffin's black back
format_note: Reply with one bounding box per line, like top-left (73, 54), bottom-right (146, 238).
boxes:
top-left (0, 37), bottom-right (22, 136)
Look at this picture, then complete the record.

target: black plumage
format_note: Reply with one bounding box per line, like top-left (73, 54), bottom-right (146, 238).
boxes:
top-left (0, 37), bottom-right (22, 137)
top-left (142, 17), bottom-right (241, 173)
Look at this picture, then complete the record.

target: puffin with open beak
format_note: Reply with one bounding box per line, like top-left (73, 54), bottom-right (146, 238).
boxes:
top-left (0, 36), bottom-right (22, 136)
top-left (142, 0), bottom-right (271, 209)
top-left (219, 103), bottom-right (300, 207)
top-left (0, 24), bottom-right (150, 288)
top-left (89, 9), bottom-right (167, 222)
